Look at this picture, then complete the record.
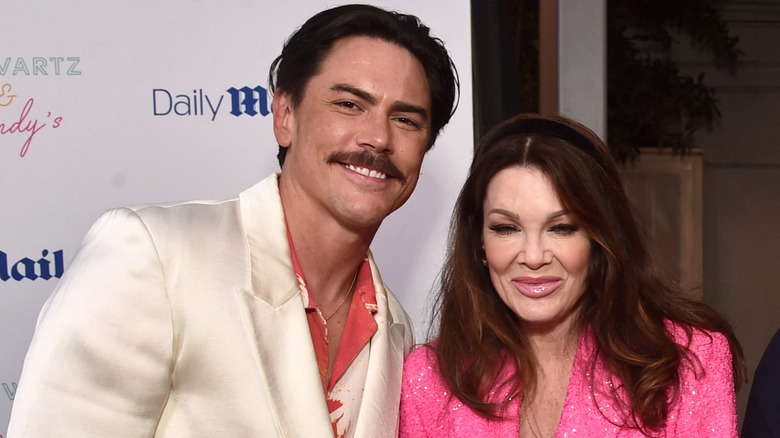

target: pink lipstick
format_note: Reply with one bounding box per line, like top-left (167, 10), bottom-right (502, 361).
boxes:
top-left (512, 276), bottom-right (562, 298)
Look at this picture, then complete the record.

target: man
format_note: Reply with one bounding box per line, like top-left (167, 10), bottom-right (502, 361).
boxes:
top-left (7, 4), bottom-right (458, 437)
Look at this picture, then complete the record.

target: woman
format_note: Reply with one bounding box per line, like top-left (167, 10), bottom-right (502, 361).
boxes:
top-left (400, 114), bottom-right (745, 437)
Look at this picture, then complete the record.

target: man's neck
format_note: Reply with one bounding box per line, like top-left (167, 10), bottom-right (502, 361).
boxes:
top-left (279, 179), bottom-right (379, 302)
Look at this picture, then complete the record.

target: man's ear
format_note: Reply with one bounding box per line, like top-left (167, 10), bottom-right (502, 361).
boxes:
top-left (272, 91), bottom-right (294, 148)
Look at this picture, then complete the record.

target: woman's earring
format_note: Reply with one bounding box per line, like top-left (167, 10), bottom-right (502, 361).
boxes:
top-left (481, 258), bottom-right (488, 266)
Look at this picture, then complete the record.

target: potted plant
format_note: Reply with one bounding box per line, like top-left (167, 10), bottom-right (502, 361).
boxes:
top-left (506, 0), bottom-right (743, 162)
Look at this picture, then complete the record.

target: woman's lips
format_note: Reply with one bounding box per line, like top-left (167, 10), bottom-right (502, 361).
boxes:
top-left (512, 276), bottom-right (563, 298)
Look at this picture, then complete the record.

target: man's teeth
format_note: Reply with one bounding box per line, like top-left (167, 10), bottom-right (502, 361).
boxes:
top-left (347, 164), bottom-right (387, 179)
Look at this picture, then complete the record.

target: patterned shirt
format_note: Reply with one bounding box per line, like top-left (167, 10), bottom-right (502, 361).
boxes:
top-left (287, 229), bottom-right (378, 438)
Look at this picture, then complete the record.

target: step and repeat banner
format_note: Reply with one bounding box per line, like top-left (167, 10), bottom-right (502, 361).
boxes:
top-left (0, 0), bottom-right (472, 432)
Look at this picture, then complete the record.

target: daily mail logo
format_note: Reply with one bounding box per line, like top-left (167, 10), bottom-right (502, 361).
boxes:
top-left (0, 249), bottom-right (64, 282)
top-left (153, 85), bottom-right (272, 121)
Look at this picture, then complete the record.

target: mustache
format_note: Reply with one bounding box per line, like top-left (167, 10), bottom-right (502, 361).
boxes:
top-left (327, 151), bottom-right (406, 184)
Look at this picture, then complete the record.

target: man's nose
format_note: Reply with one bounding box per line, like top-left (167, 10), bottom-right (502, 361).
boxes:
top-left (357, 114), bottom-right (391, 153)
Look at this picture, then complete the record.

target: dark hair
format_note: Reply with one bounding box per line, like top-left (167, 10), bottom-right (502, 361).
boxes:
top-left (433, 113), bottom-right (745, 432)
top-left (269, 4), bottom-right (459, 166)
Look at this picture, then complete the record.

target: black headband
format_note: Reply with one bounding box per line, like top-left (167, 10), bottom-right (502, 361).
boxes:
top-left (474, 118), bottom-right (607, 170)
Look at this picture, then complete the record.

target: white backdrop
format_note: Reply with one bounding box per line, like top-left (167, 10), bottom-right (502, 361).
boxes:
top-left (0, 0), bottom-right (472, 433)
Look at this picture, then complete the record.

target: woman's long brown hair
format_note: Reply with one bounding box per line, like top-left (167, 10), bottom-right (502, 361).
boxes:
top-left (431, 114), bottom-right (746, 433)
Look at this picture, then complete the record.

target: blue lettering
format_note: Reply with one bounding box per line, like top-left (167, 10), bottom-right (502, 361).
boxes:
top-left (54, 249), bottom-right (64, 278)
top-left (153, 89), bottom-right (173, 115)
top-left (227, 86), bottom-right (271, 117)
top-left (38, 249), bottom-right (52, 279)
top-left (205, 94), bottom-right (223, 121)
top-left (12, 257), bottom-right (37, 280)
top-left (0, 249), bottom-right (65, 282)
top-left (0, 251), bottom-right (8, 281)
top-left (173, 94), bottom-right (192, 116)
top-left (153, 88), bottom-right (227, 119)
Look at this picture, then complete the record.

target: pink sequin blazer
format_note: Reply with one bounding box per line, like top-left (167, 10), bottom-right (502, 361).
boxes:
top-left (400, 324), bottom-right (738, 437)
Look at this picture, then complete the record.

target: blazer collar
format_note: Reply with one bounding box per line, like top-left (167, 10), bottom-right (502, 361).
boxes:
top-left (238, 173), bottom-right (298, 306)
top-left (237, 173), bottom-right (408, 437)
top-left (236, 174), bottom-right (328, 435)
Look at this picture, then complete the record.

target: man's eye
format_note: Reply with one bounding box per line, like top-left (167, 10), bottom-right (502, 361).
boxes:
top-left (336, 101), bottom-right (359, 110)
top-left (395, 116), bottom-right (420, 128)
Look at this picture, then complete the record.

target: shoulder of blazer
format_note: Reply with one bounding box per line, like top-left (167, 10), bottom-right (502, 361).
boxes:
top-left (128, 198), bottom-right (244, 249)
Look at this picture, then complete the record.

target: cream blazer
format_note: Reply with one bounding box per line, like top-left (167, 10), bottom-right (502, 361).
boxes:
top-left (8, 174), bottom-right (414, 437)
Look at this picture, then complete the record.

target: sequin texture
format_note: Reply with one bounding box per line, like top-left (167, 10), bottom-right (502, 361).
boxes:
top-left (399, 325), bottom-right (738, 437)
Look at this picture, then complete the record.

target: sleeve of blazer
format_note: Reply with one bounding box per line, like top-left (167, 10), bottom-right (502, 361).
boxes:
top-left (8, 208), bottom-right (174, 438)
top-left (667, 329), bottom-right (738, 437)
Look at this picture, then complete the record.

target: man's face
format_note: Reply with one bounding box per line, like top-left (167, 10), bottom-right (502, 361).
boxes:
top-left (273, 35), bottom-right (432, 232)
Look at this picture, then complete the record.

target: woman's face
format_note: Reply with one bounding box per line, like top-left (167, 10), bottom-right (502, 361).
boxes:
top-left (482, 166), bottom-right (591, 333)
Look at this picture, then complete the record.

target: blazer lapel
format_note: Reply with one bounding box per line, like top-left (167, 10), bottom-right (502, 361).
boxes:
top-left (236, 175), bottom-right (333, 436)
top-left (237, 288), bottom-right (333, 436)
top-left (353, 256), bottom-right (408, 438)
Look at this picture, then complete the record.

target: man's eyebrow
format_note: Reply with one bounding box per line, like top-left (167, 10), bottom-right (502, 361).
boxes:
top-left (331, 83), bottom-right (376, 104)
top-left (391, 102), bottom-right (429, 121)
top-left (331, 83), bottom-right (429, 121)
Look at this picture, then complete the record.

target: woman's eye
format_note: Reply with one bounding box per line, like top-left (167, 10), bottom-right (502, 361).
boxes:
top-left (549, 223), bottom-right (578, 235)
top-left (488, 224), bottom-right (519, 236)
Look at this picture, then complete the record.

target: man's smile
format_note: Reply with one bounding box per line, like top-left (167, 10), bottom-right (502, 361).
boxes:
top-left (329, 150), bottom-right (406, 183)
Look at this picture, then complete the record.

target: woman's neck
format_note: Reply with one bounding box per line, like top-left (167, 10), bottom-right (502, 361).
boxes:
top-left (526, 318), bottom-right (581, 371)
